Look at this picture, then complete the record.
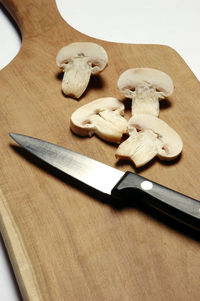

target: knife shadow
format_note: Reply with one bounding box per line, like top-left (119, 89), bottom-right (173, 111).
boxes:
top-left (10, 144), bottom-right (200, 242)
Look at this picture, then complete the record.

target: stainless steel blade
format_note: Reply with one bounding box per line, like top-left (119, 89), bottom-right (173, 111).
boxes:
top-left (10, 133), bottom-right (124, 195)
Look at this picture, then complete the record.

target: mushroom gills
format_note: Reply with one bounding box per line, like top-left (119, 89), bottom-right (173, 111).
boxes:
top-left (116, 129), bottom-right (164, 167)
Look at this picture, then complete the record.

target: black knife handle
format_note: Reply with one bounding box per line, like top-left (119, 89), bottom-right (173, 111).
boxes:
top-left (112, 171), bottom-right (200, 230)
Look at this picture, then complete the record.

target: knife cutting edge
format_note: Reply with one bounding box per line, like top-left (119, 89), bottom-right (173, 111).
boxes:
top-left (9, 133), bottom-right (200, 231)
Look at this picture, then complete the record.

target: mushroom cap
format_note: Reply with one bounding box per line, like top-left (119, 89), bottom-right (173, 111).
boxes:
top-left (56, 42), bottom-right (108, 74)
top-left (118, 68), bottom-right (174, 98)
top-left (128, 114), bottom-right (183, 160)
top-left (70, 97), bottom-right (128, 143)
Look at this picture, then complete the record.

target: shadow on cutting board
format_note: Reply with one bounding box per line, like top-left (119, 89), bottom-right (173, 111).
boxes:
top-left (10, 144), bottom-right (200, 242)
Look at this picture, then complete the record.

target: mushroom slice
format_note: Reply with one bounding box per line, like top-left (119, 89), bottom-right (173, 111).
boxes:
top-left (117, 68), bottom-right (174, 116)
top-left (56, 42), bottom-right (108, 98)
top-left (70, 97), bottom-right (128, 143)
top-left (116, 114), bottom-right (183, 167)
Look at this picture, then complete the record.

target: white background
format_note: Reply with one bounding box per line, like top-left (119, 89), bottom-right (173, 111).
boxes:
top-left (0, 0), bottom-right (199, 300)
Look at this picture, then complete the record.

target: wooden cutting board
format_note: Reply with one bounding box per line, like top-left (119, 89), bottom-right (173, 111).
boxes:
top-left (0, 0), bottom-right (200, 300)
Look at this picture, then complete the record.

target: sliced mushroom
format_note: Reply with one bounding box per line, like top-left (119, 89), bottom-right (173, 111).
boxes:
top-left (70, 97), bottom-right (128, 143)
top-left (56, 42), bottom-right (108, 98)
top-left (117, 68), bottom-right (174, 116)
top-left (116, 114), bottom-right (183, 167)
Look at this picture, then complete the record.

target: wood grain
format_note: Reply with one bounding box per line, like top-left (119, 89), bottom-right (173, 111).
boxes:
top-left (0, 0), bottom-right (200, 300)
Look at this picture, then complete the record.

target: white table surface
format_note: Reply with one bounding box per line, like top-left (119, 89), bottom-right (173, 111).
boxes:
top-left (0, 0), bottom-right (199, 300)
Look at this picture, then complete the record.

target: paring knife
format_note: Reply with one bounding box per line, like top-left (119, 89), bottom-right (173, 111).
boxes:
top-left (9, 133), bottom-right (200, 230)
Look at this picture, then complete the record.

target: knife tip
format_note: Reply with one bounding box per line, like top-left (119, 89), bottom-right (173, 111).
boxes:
top-left (9, 132), bottom-right (16, 139)
top-left (9, 132), bottom-right (22, 143)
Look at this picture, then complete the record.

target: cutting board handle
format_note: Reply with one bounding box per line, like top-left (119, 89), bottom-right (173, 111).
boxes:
top-left (1, 0), bottom-right (63, 38)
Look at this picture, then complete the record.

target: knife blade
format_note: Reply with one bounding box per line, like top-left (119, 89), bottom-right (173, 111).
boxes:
top-left (9, 132), bottom-right (200, 230)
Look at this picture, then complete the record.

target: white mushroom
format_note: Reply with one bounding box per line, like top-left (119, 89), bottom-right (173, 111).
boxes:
top-left (70, 97), bottom-right (128, 143)
top-left (116, 114), bottom-right (183, 167)
top-left (117, 68), bottom-right (174, 116)
top-left (56, 42), bottom-right (108, 98)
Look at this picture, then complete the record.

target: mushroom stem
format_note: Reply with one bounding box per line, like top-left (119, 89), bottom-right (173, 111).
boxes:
top-left (116, 129), bottom-right (164, 167)
top-left (130, 85), bottom-right (165, 116)
top-left (62, 57), bottom-right (92, 98)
